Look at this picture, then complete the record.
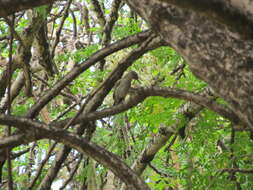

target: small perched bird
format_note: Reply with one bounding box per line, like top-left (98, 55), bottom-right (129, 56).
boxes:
top-left (113, 71), bottom-right (138, 105)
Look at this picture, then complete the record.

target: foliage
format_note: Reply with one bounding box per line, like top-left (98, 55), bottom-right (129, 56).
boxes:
top-left (0, 1), bottom-right (252, 190)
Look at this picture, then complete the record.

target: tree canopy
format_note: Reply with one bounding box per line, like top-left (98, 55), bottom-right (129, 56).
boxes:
top-left (0, 0), bottom-right (253, 189)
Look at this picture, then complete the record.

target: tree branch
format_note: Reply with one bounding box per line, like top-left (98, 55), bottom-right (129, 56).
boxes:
top-left (125, 0), bottom-right (253, 131)
top-left (63, 86), bottom-right (240, 126)
top-left (26, 30), bottom-right (152, 118)
top-left (221, 168), bottom-right (253, 174)
top-left (0, 114), bottom-right (151, 190)
top-left (0, 0), bottom-right (57, 17)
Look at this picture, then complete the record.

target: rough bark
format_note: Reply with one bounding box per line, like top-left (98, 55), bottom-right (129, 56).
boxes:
top-left (25, 30), bottom-right (152, 118)
top-left (120, 88), bottom-right (214, 190)
top-left (0, 0), bottom-right (56, 17)
top-left (35, 34), bottom-right (161, 190)
top-left (125, 0), bottom-right (253, 130)
top-left (1, 0), bottom-right (253, 129)
top-left (0, 85), bottom-right (238, 150)
top-left (1, 1), bottom-right (253, 189)
top-left (0, 114), bottom-right (151, 190)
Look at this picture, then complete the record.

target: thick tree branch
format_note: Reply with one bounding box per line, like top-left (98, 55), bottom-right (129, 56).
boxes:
top-left (0, 114), bottom-right (150, 190)
top-left (160, 0), bottom-right (253, 38)
top-left (0, 133), bottom-right (26, 148)
top-left (0, 0), bottom-right (57, 17)
top-left (36, 34), bottom-right (162, 190)
top-left (125, 0), bottom-right (253, 129)
top-left (222, 168), bottom-right (253, 174)
top-left (25, 30), bottom-right (152, 118)
top-left (0, 85), bottom-right (240, 150)
top-left (60, 86), bottom-right (240, 126)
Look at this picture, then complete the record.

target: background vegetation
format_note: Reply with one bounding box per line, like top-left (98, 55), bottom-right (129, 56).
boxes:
top-left (0, 0), bottom-right (253, 189)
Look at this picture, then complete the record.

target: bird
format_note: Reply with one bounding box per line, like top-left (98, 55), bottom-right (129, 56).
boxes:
top-left (113, 71), bottom-right (139, 105)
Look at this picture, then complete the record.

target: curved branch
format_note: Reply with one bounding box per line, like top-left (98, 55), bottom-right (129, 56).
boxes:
top-left (54, 86), bottom-right (241, 128)
top-left (125, 0), bottom-right (253, 130)
top-left (0, 114), bottom-right (150, 190)
top-left (26, 30), bottom-right (152, 118)
top-left (143, 86), bottom-right (240, 124)
top-left (0, 34), bottom-right (162, 154)
top-left (0, 133), bottom-right (26, 148)
top-left (0, 0), bottom-right (57, 17)
top-left (0, 85), bottom-right (241, 152)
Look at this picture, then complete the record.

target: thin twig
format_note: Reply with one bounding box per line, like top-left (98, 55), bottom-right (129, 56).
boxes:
top-left (165, 135), bottom-right (177, 152)
top-left (148, 163), bottom-right (172, 177)
top-left (59, 155), bottom-right (83, 190)
top-left (3, 16), bottom-right (24, 47)
top-left (28, 143), bottom-right (57, 190)
top-left (51, 0), bottom-right (73, 57)
top-left (70, 10), bottom-right (77, 38)
top-left (33, 73), bottom-right (79, 102)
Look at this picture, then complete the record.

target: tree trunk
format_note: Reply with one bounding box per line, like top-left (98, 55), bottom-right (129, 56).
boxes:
top-left (125, 0), bottom-right (253, 130)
